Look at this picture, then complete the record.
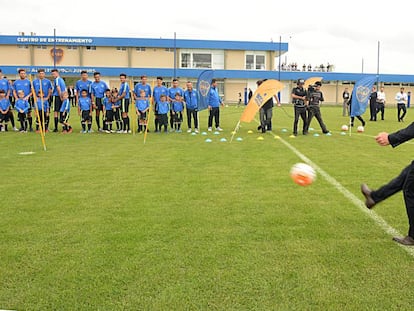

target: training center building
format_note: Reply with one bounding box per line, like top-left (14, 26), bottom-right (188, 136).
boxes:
top-left (0, 34), bottom-right (414, 104)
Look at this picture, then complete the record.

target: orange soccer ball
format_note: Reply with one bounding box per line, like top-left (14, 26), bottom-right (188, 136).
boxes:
top-left (290, 163), bottom-right (316, 186)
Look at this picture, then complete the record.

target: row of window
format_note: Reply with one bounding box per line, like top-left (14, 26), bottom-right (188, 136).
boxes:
top-left (15, 46), bottom-right (266, 70)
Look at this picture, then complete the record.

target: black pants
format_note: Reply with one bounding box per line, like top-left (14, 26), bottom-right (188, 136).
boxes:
top-left (186, 108), bottom-right (198, 129)
top-left (351, 115), bottom-right (365, 126)
top-left (376, 103), bottom-right (385, 120)
top-left (208, 107), bottom-right (220, 128)
top-left (306, 105), bottom-right (328, 133)
top-left (398, 103), bottom-right (407, 121)
top-left (293, 106), bottom-right (307, 135)
top-left (371, 161), bottom-right (414, 238)
top-left (369, 102), bottom-right (377, 121)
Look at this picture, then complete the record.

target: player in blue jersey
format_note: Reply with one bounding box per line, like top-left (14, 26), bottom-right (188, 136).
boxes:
top-left (171, 92), bottom-right (184, 132)
top-left (0, 70), bottom-right (18, 132)
top-left (0, 89), bottom-right (10, 131)
top-left (51, 69), bottom-right (67, 132)
top-left (168, 78), bottom-right (184, 130)
top-left (183, 81), bottom-right (199, 133)
top-left (59, 91), bottom-right (72, 134)
top-left (157, 94), bottom-right (170, 133)
top-left (77, 89), bottom-right (93, 133)
top-left (117, 73), bottom-right (131, 133)
top-left (207, 78), bottom-right (224, 131)
top-left (33, 68), bottom-right (53, 132)
top-left (133, 75), bottom-right (152, 99)
top-left (13, 69), bottom-right (32, 131)
top-left (152, 77), bottom-right (168, 132)
top-left (15, 90), bottom-right (30, 132)
top-left (102, 89), bottom-right (114, 133)
top-left (135, 89), bottom-right (150, 133)
top-left (91, 72), bottom-right (109, 132)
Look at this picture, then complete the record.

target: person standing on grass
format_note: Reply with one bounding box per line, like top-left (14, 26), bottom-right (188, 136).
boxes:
top-left (376, 86), bottom-right (386, 121)
top-left (396, 87), bottom-right (408, 122)
top-left (134, 75), bottom-right (152, 99)
top-left (157, 94), bottom-right (169, 133)
top-left (153, 77), bottom-right (168, 133)
top-left (59, 91), bottom-right (73, 134)
top-left (168, 78), bottom-right (184, 131)
top-left (0, 89), bottom-right (10, 131)
top-left (33, 68), bottom-right (53, 132)
top-left (207, 78), bottom-right (224, 131)
top-left (0, 69), bottom-right (18, 132)
top-left (78, 89), bottom-right (93, 133)
top-left (90, 72), bottom-right (109, 132)
top-left (35, 90), bottom-right (49, 133)
top-left (51, 69), bottom-right (66, 132)
top-left (172, 92), bottom-right (184, 132)
top-left (305, 81), bottom-right (329, 135)
top-left (75, 71), bottom-right (92, 127)
top-left (135, 89), bottom-right (150, 133)
top-left (117, 73), bottom-right (131, 133)
top-left (342, 87), bottom-right (350, 116)
top-left (183, 81), bottom-right (199, 133)
top-left (291, 78), bottom-right (308, 136)
top-left (369, 86), bottom-right (378, 121)
top-left (13, 69), bottom-right (32, 132)
top-left (14, 90), bottom-right (29, 132)
top-left (361, 122), bottom-right (414, 246)
top-left (257, 79), bottom-right (280, 133)
top-left (103, 89), bottom-right (114, 133)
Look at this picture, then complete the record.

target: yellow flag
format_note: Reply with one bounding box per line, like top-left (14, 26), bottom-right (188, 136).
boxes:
top-left (240, 79), bottom-right (284, 123)
top-left (304, 77), bottom-right (323, 89)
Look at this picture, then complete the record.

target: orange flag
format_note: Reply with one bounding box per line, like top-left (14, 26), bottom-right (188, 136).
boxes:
top-left (304, 77), bottom-right (323, 89)
top-left (240, 79), bottom-right (284, 123)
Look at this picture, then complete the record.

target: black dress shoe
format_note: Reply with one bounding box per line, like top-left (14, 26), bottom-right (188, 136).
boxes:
top-left (392, 236), bottom-right (414, 246)
top-left (361, 184), bottom-right (376, 209)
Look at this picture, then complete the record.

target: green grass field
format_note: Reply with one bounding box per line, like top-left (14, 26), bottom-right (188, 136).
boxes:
top-left (1, 105), bottom-right (414, 310)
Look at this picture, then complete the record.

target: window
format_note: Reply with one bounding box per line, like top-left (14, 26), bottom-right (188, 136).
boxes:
top-left (86, 46), bottom-right (96, 50)
top-left (68, 46), bottom-right (78, 50)
top-left (246, 53), bottom-right (266, 70)
top-left (165, 48), bottom-right (174, 52)
top-left (181, 53), bottom-right (191, 68)
top-left (193, 53), bottom-right (212, 68)
top-left (18, 45), bottom-right (29, 49)
top-left (36, 45), bottom-right (47, 49)
top-left (136, 47), bottom-right (146, 52)
top-left (246, 55), bottom-right (254, 70)
top-left (116, 47), bottom-right (126, 51)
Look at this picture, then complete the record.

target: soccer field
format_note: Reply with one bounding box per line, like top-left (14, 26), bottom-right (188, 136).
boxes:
top-left (1, 105), bottom-right (414, 310)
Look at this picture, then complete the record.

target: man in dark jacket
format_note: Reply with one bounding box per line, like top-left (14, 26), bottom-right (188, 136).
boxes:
top-left (361, 122), bottom-right (414, 245)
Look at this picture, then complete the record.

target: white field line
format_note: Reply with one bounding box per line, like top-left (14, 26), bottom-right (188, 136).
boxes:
top-left (268, 129), bottom-right (414, 258)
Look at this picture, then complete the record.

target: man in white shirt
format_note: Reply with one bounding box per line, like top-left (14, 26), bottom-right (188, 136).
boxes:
top-left (395, 87), bottom-right (408, 122)
top-left (376, 86), bottom-right (386, 120)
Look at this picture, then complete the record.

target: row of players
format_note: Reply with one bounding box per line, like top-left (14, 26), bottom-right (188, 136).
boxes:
top-left (0, 69), bottom-right (224, 133)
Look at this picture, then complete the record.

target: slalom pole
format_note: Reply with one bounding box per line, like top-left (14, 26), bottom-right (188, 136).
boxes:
top-left (29, 75), bottom-right (47, 151)
top-left (129, 79), bottom-right (136, 136)
top-left (143, 79), bottom-right (155, 144)
top-left (229, 120), bottom-right (241, 143)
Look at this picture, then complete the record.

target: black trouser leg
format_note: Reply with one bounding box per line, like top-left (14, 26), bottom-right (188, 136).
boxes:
top-left (186, 108), bottom-right (192, 129)
top-left (371, 161), bottom-right (414, 238)
top-left (293, 107), bottom-right (300, 134)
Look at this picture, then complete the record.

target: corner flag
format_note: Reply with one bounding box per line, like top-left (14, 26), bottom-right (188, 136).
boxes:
top-left (196, 70), bottom-right (214, 111)
top-left (350, 76), bottom-right (377, 117)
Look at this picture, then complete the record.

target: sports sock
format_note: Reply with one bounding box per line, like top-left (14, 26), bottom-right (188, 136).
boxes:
top-left (28, 116), bottom-right (33, 129)
top-left (54, 117), bottom-right (58, 129)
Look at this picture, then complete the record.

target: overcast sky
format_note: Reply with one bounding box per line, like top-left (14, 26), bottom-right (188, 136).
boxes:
top-left (2, 0), bottom-right (414, 75)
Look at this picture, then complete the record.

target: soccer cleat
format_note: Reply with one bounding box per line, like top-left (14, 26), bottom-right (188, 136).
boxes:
top-left (195, 128), bottom-right (199, 133)
top-left (187, 129), bottom-right (192, 133)
top-left (361, 184), bottom-right (376, 209)
top-left (208, 127), bottom-right (212, 131)
top-left (13, 127), bottom-right (19, 132)
top-left (216, 127), bottom-right (223, 131)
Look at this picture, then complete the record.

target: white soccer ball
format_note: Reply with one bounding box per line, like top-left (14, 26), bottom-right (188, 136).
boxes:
top-left (290, 163), bottom-right (316, 186)
top-left (341, 125), bottom-right (349, 131)
top-left (357, 126), bottom-right (364, 133)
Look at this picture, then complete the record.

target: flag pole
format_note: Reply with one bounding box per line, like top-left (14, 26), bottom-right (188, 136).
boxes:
top-left (29, 75), bottom-right (47, 151)
top-left (143, 79), bottom-right (155, 144)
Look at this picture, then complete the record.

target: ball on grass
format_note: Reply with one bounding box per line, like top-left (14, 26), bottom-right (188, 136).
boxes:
top-left (290, 163), bottom-right (316, 186)
top-left (341, 125), bottom-right (349, 131)
top-left (357, 126), bottom-right (364, 133)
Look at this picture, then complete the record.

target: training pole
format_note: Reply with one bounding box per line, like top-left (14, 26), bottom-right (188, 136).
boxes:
top-left (129, 79), bottom-right (136, 136)
top-left (143, 79), bottom-right (155, 145)
top-left (29, 75), bottom-right (47, 151)
top-left (229, 120), bottom-right (241, 143)
top-left (39, 79), bottom-right (46, 135)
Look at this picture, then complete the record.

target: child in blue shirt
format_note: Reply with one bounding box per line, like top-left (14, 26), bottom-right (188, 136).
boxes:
top-left (157, 94), bottom-right (169, 133)
top-left (111, 89), bottom-right (122, 132)
top-left (77, 89), bottom-right (92, 133)
top-left (60, 91), bottom-right (72, 133)
top-left (102, 89), bottom-right (113, 133)
top-left (171, 92), bottom-right (184, 132)
top-left (15, 90), bottom-right (30, 132)
top-left (0, 89), bottom-right (10, 131)
top-left (135, 89), bottom-right (150, 133)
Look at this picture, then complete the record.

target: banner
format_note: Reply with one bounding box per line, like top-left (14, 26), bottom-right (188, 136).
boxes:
top-left (304, 77), bottom-right (322, 89)
top-left (240, 79), bottom-right (284, 123)
top-left (350, 76), bottom-right (377, 117)
top-left (196, 70), bottom-right (214, 111)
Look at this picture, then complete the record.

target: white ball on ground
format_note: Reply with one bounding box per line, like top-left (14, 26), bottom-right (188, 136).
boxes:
top-left (290, 163), bottom-right (316, 186)
top-left (341, 125), bottom-right (349, 131)
top-left (357, 126), bottom-right (364, 133)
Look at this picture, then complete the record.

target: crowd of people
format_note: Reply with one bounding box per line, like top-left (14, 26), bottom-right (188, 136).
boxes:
top-left (279, 62), bottom-right (334, 72)
top-left (0, 69), bottom-right (224, 134)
